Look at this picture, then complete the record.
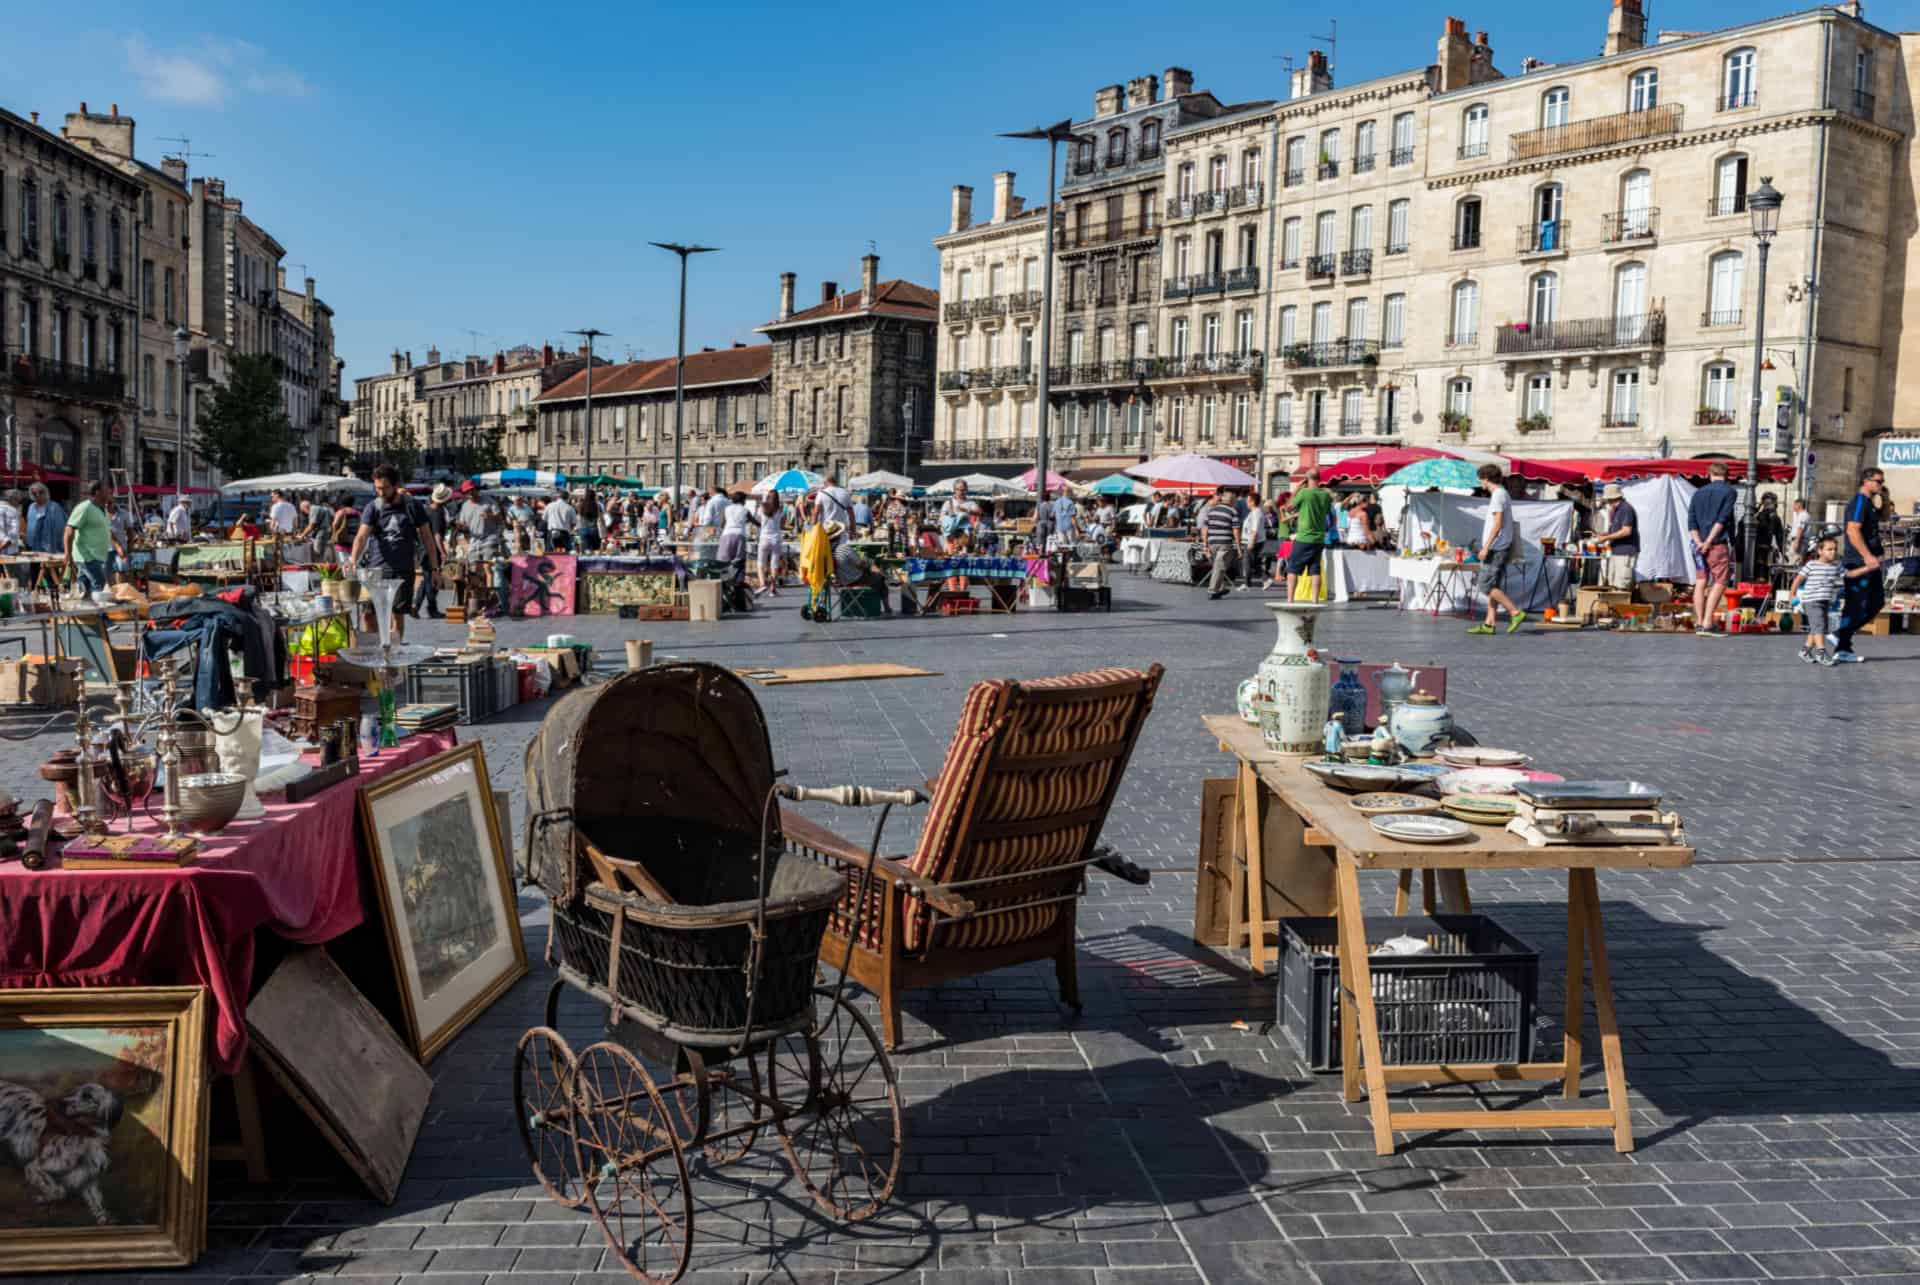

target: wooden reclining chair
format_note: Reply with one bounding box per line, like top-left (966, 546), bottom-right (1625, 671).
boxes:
top-left (783, 664), bottom-right (1164, 1050)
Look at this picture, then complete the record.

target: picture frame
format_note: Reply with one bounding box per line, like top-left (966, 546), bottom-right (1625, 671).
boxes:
top-left (358, 741), bottom-right (527, 1062)
top-left (0, 986), bottom-right (210, 1272)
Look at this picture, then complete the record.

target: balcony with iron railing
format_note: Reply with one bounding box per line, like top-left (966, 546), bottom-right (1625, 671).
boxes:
top-left (1707, 193), bottom-right (1747, 217)
top-left (1149, 352), bottom-right (1265, 380)
top-left (1720, 89), bottom-right (1758, 111)
top-left (1495, 312), bottom-right (1665, 356)
top-left (1602, 208), bottom-right (1659, 243)
top-left (1451, 228), bottom-right (1482, 251)
top-left (1458, 140), bottom-right (1490, 160)
top-left (1054, 214), bottom-right (1158, 250)
top-left (1008, 290), bottom-right (1043, 314)
top-left (1282, 339), bottom-right (1381, 370)
top-left (3, 346), bottom-right (127, 401)
top-left (1227, 266), bottom-right (1259, 293)
top-left (1391, 146), bottom-right (1415, 167)
top-left (1306, 254), bottom-right (1336, 280)
top-left (1318, 159), bottom-right (1339, 179)
top-left (1284, 168), bottom-right (1305, 188)
top-left (994, 364), bottom-right (1034, 386)
top-left (1700, 308), bottom-right (1742, 329)
top-left (1342, 250), bottom-right (1373, 277)
top-left (939, 370), bottom-right (970, 391)
top-left (1164, 271), bottom-right (1226, 300)
top-left (1695, 407), bottom-right (1736, 426)
top-left (1517, 221), bottom-right (1571, 254)
top-left (1167, 194), bottom-right (1198, 221)
top-left (1510, 102), bottom-right (1683, 162)
top-left (1602, 412), bottom-right (1641, 428)
top-left (1353, 153), bottom-right (1376, 174)
top-left (1338, 416), bottom-right (1367, 436)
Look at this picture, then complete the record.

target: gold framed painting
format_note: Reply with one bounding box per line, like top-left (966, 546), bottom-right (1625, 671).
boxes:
top-left (0, 986), bottom-right (210, 1272)
top-left (358, 741), bottom-right (527, 1062)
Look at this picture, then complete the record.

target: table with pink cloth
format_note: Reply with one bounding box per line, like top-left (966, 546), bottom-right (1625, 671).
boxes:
top-left (0, 730), bottom-right (457, 1073)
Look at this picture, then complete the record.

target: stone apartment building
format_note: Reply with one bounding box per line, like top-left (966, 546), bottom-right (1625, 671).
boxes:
top-left (0, 105), bottom-right (142, 493)
top-left (352, 350), bottom-right (425, 464)
top-left (536, 345), bottom-right (772, 488)
top-left (276, 269), bottom-right (338, 474)
top-left (929, 174), bottom-right (1049, 481)
top-left (754, 254), bottom-right (937, 483)
top-left (355, 343), bottom-right (602, 475)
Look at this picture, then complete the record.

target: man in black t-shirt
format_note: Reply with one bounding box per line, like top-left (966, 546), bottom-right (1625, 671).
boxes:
top-left (349, 464), bottom-right (434, 640)
top-left (1833, 466), bottom-right (1885, 662)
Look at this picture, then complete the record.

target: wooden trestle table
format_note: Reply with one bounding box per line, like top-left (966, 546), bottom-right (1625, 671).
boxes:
top-left (1202, 713), bottom-right (1694, 1156)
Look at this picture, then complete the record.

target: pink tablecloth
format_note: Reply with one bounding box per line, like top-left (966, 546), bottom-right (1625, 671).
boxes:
top-left (0, 730), bottom-right (457, 1073)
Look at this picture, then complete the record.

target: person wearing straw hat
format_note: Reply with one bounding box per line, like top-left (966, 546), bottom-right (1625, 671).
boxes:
top-left (1591, 483), bottom-right (1639, 591)
top-left (413, 483), bottom-right (455, 619)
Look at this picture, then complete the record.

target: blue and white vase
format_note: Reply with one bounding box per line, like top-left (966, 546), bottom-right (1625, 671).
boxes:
top-left (1389, 691), bottom-right (1454, 757)
top-left (1329, 658), bottom-right (1368, 732)
top-left (1255, 602), bottom-right (1330, 754)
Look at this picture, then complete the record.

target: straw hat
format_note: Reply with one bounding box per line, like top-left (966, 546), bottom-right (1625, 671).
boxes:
top-left (1601, 484), bottom-right (1624, 501)
top-left (822, 520), bottom-right (846, 540)
top-left (430, 483), bottom-right (453, 503)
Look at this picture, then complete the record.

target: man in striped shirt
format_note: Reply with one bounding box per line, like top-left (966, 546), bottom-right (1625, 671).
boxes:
top-left (1202, 491), bottom-right (1243, 600)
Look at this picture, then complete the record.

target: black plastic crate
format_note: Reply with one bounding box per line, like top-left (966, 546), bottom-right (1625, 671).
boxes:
top-left (1275, 914), bottom-right (1538, 1072)
top-left (405, 657), bottom-right (496, 725)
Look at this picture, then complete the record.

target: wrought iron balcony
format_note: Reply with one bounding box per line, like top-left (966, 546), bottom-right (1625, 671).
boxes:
top-left (943, 301), bottom-right (970, 322)
top-left (1707, 193), bottom-right (1747, 217)
top-left (1318, 160), bottom-right (1339, 179)
top-left (1283, 339), bottom-right (1380, 369)
top-left (1495, 312), bottom-right (1666, 355)
top-left (1306, 254), bottom-right (1336, 280)
top-left (1452, 228), bottom-right (1482, 251)
top-left (974, 296), bottom-right (1008, 319)
top-left (968, 369), bottom-right (996, 388)
top-left (1353, 153), bottom-right (1376, 174)
top-left (1166, 195), bottom-right (1198, 220)
top-left (1391, 146), bottom-right (1415, 166)
top-left (1151, 352), bottom-right (1264, 380)
top-left (1053, 214), bottom-right (1158, 250)
top-left (1164, 272), bottom-right (1226, 299)
top-left (939, 370), bottom-right (971, 391)
top-left (1139, 141), bottom-right (1162, 163)
top-left (1284, 168), bottom-right (1304, 187)
top-left (1700, 308), bottom-right (1742, 328)
top-left (1719, 89), bottom-right (1758, 111)
top-left (1339, 417), bottom-right (1367, 436)
top-left (1230, 182), bottom-right (1264, 209)
top-left (994, 365), bottom-right (1033, 386)
top-left (1602, 412), bottom-right (1641, 428)
top-left (925, 439), bottom-right (980, 461)
top-left (1517, 221), bottom-right (1572, 254)
top-left (1510, 103), bottom-right (1683, 162)
top-left (3, 347), bottom-right (127, 401)
top-left (1342, 250), bottom-right (1373, 276)
top-left (1458, 141), bottom-right (1489, 160)
top-left (1603, 208), bottom-right (1659, 242)
top-left (1695, 408), bottom-right (1735, 426)
top-left (1301, 417), bottom-right (1330, 439)
top-left (1198, 190), bottom-right (1232, 215)
top-left (1008, 290), bottom-right (1043, 314)
top-left (1057, 358), bottom-right (1156, 387)
top-left (1226, 266), bottom-right (1259, 292)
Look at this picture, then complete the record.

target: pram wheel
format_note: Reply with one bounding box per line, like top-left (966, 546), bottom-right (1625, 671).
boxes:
top-left (764, 986), bottom-right (903, 1220)
top-left (666, 1048), bottom-right (763, 1166)
top-left (573, 1041), bottom-right (693, 1284)
top-left (515, 1026), bottom-right (585, 1208)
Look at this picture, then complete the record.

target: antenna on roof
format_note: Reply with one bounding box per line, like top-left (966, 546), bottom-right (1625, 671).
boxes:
top-left (461, 328), bottom-right (484, 355)
top-left (156, 135), bottom-right (213, 163)
top-left (1310, 18), bottom-right (1336, 79)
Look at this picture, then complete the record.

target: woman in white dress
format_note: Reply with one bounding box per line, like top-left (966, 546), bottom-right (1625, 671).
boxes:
top-left (755, 492), bottom-right (786, 595)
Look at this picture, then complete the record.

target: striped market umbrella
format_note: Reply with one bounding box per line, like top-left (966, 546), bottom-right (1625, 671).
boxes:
top-left (750, 468), bottom-right (826, 497)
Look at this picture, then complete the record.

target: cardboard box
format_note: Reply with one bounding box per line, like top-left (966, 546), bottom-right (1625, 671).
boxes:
top-left (0, 656), bottom-right (84, 706)
top-left (688, 580), bottom-right (723, 622)
top-left (1576, 587), bottom-right (1631, 622)
top-left (520, 646), bottom-right (583, 686)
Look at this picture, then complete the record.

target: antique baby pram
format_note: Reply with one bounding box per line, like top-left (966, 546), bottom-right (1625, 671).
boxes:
top-left (518, 662), bottom-right (917, 1283)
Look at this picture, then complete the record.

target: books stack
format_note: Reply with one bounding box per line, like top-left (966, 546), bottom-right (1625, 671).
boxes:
top-left (394, 702), bottom-right (458, 733)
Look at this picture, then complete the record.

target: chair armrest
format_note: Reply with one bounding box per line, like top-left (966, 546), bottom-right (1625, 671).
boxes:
top-left (780, 807), bottom-right (976, 920)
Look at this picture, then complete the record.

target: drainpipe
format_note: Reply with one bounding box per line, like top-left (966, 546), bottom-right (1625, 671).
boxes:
top-left (1799, 18), bottom-right (1833, 508)
top-left (1257, 111), bottom-right (1282, 489)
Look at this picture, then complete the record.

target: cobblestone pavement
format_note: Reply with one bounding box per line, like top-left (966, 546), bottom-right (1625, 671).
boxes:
top-left (16, 577), bottom-right (1920, 1285)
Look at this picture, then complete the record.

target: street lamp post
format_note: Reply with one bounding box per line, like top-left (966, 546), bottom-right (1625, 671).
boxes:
top-left (172, 327), bottom-right (191, 493)
top-left (1000, 119), bottom-right (1077, 508)
top-left (1744, 177), bottom-right (1783, 578)
top-left (566, 328), bottom-right (607, 483)
top-left (649, 242), bottom-right (718, 522)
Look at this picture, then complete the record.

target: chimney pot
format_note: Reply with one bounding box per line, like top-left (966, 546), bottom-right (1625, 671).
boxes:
top-left (821, 281), bottom-right (837, 305)
top-left (992, 171), bottom-right (1017, 223)
top-left (1163, 66), bottom-right (1194, 98)
top-left (1476, 29), bottom-right (1489, 44)
top-left (950, 183), bottom-right (974, 234)
top-left (110, 103), bottom-right (117, 116)
top-left (79, 101), bottom-right (86, 114)
top-left (861, 253), bottom-right (879, 304)
top-left (29, 112), bottom-right (37, 125)
top-left (779, 271), bottom-right (796, 321)
top-left (1093, 84), bottom-right (1124, 117)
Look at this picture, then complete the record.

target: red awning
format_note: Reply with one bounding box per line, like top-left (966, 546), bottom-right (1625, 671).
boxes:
top-left (130, 483), bottom-right (219, 495)
top-left (1532, 457), bottom-right (1797, 483)
top-left (1317, 447), bottom-right (1453, 483)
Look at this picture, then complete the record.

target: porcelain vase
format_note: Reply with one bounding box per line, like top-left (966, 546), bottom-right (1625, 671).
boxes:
top-left (1254, 602), bottom-right (1330, 754)
top-left (1236, 678), bottom-right (1260, 724)
top-left (1389, 694), bottom-right (1454, 757)
top-left (1328, 658), bottom-right (1368, 732)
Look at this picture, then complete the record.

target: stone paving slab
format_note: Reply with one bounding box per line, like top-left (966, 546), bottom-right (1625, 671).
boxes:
top-left (11, 576), bottom-right (1920, 1284)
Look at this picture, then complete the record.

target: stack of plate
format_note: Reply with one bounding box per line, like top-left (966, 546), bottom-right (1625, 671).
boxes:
top-left (1368, 813), bottom-right (1471, 843)
top-left (1440, 792), bottom-right (1517, 825)
top-left (1437, 746), bottom-right (1530, 768)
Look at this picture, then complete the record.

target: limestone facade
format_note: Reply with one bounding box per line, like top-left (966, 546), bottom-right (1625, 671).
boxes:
top-left (754, 255), bottom-right (937, 485)
top-left (0, 105), bottom-right (142, 493)
top-left (276, 269), bottom-right (337, 473)
top-left (537, 345), bottom-right (771, 488)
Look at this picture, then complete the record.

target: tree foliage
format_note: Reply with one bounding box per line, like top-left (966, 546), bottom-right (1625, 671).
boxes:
top-left (466, 420), bottom-right (508, 475)
top-left (194, 353), bottom-right (292, 479)
top-left (376, 420), bottom-right (420, 480)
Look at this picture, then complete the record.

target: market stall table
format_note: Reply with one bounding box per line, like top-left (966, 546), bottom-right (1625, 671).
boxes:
top-left (1201, 713), bottom-right (1692, 1155)
top-left (1392, 553), bottom-right (1572, 615)
top-left (1326, 547), bottom-right (1396, 602)
top-left (900, 555), bottom-right (1030, 612)
top-left (0, 729), bottom-right (457, 1074)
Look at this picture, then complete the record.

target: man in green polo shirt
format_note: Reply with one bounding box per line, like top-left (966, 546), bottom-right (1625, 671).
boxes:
top-left (1284, 468), bottom-right (1333, 600)
top-left (64, 479), bottom-right (118, 596)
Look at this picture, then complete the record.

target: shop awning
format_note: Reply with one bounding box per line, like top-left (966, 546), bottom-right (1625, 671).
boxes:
top-left (130, 483), bottom-right (218, 495)
top-left (1531, 457), bottom-right (1797, 483)
top-left (1313, 448), bottom-right (1590, 487)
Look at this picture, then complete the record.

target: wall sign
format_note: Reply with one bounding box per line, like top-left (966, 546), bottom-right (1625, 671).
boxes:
top-left (1877, 439), bottom-right (1920, 468)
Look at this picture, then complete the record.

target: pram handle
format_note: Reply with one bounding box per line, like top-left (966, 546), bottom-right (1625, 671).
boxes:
top-left (777, 783), bottom-right (927, 808)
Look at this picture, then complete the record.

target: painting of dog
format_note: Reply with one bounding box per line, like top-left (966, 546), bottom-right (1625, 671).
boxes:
top-left (0, 1026), bottom-right (166, 1230)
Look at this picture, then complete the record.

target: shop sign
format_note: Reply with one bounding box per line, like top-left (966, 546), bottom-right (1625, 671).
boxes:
top-left (1878, 438), bottom-right (1920, 468)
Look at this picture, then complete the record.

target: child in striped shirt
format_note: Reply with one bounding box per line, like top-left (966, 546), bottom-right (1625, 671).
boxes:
top-left (1789, 533), bottom-right (1860, 665)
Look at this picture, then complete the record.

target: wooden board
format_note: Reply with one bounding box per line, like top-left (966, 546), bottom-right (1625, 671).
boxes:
top-left (1204, 714), bottom-right (1695, 872)
top-left (246, 948), bottom-right (432, 1204)
top-left (737, 663), bottom-right (939, 685)
top-left (1193, 777), bottom-right (1237, 946)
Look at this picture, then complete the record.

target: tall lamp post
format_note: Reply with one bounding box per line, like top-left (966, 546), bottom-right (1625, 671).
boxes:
top-left (566, 327), bottom-right (607, 484)
top-left (172, 327), bottom-right (192, 493)
top-left (649, 242), bottom-right (718, 519)
top-left (999, 119), bottom-right (1076, 507)
top-left (1744, 177), bottom-right (1783, 578)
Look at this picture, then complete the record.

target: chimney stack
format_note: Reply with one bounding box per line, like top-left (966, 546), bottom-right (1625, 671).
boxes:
top-left (1163, 67), bottom-right (1194, 98)
top-left (861, 253), bottom-right (879, 305)
top-left (1605, 0), bottom-right (1645, 56)
top-left (161, 157), bottom-right (187, 182)
top-left (1125, 74), bottom-right (1159, 109)
top-left (277, 266), bottom-right (288, 290)
top-left (950, 184), bottom-right (974, 233)
top-left (494, 352), bottom-right (506, 374)
top-left (426, 346), bottom-right (441, 366)
top-left (1093, 84), bottom-right (1124, 116)
top-left (779, 271), bottom-right (796, 320)
top-left (1437, 17), bottom-right (1474, 91)
top-left (820, 281), bottom-right (837, 305)
top-left (1470, 30), bottom-right (1496, 82)
top-left (992, 171), bottom-right (1017, 223)
top-left (1291, 49), bottom-right (1334, 98)
top-left (541, 343), bottom-right (555, 368)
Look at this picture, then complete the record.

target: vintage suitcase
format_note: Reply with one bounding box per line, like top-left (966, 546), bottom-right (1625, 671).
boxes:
top-left (293, 683), bottom-right (362, 742)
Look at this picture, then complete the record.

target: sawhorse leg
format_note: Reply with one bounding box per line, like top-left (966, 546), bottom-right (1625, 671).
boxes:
top-left (1576, 867), bottom-right (1634, 1151)
top-left (1237, 761), bottom-right (1270, 973)
top-left (1393, 868), bottom-right (1470, 914)
top-left (1334, 852), bottom-right (1395, 1155)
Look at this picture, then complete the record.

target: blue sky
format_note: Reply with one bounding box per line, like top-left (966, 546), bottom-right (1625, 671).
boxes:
top-left (9, 0), bottom-right (1909, 391)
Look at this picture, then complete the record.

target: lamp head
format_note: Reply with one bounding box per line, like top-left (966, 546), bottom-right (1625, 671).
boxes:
top-left (1748, 176), bottom-right (1783, 242)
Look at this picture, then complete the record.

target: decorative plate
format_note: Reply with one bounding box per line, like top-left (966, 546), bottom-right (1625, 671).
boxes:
top-left (1438, 747), bottom-right (1531, 768)
top-left (1350, 792), bottom-right (1440, 816)
top-left (1394, 763), bottom-right (1454, 780)
top-left (1369, 813), bottom-right (1472, 843)
top-left (1304, 761), bottom-right (1408, 793)
top-left (1440, 792), bottom-right (1517, 824)
top-left (1435, 767), bottom-right (1533, 796)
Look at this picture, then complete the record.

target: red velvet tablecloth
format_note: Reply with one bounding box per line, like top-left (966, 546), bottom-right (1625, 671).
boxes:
top-left (0, 730), bottom-right (457, 1073)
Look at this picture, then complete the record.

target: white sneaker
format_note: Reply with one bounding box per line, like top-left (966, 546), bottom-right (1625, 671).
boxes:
top-left (1831, 650), bottom-right (1864, 663)
top-left (1798, 646), bottom-right (1816, 664)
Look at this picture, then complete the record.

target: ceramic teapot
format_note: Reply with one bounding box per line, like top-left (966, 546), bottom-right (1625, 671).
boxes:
top-left (1377, 662), bottom-right (1417, 719)
top-left (1389, 690), bottom-right (1453, 757)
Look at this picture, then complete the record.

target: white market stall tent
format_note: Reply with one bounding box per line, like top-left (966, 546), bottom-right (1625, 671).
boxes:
top-left (1619, 474), bottom-right (1700, 584)
top-left (1393, 491), bottom-right (1578, 613)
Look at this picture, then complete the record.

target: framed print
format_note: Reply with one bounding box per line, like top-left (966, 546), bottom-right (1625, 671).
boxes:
top-left (358, 742), bottom-right (527, 1062)
top-left (0, 986), bottom-right (210, 1272)
top-left (508, 552), bottom-right (576, 617)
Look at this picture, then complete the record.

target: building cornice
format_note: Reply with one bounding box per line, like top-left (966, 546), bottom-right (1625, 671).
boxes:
top-left (933, 217), bottom-right (1050, 251)
top-left (1273, 73), bottom-right (1437, 125)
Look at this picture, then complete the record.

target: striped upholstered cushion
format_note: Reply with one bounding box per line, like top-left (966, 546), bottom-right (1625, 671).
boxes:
top-left (900, 667), bottom-right (1158, 953)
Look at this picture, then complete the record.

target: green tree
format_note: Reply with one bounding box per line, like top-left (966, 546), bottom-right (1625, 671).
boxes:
top-left (376, 420), bottom-right (420, 480)
top-left (467, 420), bottom-right (507, 475)
top-left (316, 441), bottom-right (354, 473)
top-left (194, 353), bottom-right (292, 479)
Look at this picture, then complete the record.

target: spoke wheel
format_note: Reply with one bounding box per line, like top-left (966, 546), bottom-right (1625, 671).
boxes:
top-left (667, 1050), bottom-right (764, 1166)
top-left (766, 987), bottom-right (903, 1220)
top-left (573, 1041), bottom-right (693, 1284)
top-left (513, 1026), bottom-right (584, 1208)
